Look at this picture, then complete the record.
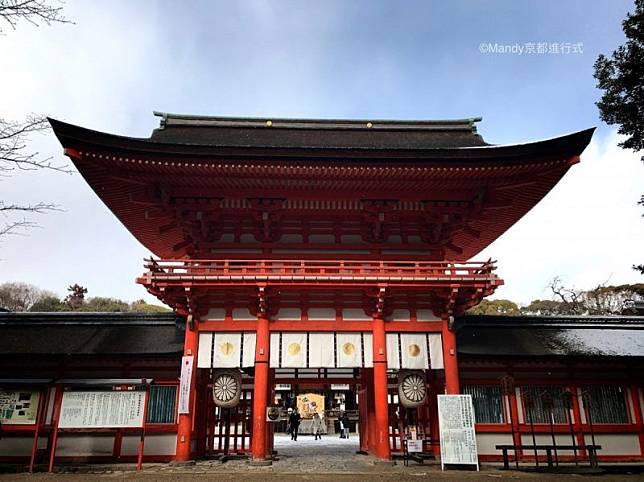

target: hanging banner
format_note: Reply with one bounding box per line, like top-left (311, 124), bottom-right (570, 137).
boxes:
top-left (178, 355), bottom-right (194, 414)
top-left (336, 332), bottom-right (362, 368)
top-left (58, 391), bottom-right (145, 428)
top-left (437, 394), bottom-right (479, 471)
top-left (0, 389), bottom-right (40, 425)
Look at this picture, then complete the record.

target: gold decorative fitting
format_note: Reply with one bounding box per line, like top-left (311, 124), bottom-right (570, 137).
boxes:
top-left (287, 342), bottom-right (301, 356)
top-left (408, 344), bottom-right (421, 357)
top-left (343, 342), bottom-right (355, 355)
top-left (220, 342), bottom-right (234, 356)
top-left (266, 120), bottom-right (273, 127)
top-left (366, 122), bottom-right (373, 128)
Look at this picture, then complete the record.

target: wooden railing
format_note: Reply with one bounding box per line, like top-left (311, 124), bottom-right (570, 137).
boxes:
top-left (142, 258), bottom-right (499, 280)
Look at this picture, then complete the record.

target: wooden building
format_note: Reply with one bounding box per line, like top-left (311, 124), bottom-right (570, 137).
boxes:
top-left (6, 113), bottom-right (633, 467)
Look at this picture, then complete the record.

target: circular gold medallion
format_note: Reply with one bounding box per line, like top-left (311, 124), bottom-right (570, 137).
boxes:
top-left (408, 343), bottom-right (421, 357)
top-left (287, 342), bottom-right (301, 356)
top-left (343, 342), bottom-right (355, 355)
top-left (220, 342), bottom-right (234, 356)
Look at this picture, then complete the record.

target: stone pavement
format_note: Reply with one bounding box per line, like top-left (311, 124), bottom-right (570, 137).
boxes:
top-left (2, 435), bottom-right (644, 480)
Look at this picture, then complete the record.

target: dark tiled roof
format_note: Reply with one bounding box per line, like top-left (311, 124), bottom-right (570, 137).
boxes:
top-left (456, 315), bottom-right (644, 358)
top-left (150, 113), bottom-right (488, 149)
top-left (0, 312), bottom-right (185, 356)
top-left (48, 116), bottom-right (594, 161)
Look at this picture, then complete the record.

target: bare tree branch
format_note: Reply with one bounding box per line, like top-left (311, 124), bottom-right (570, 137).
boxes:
top-left (0, 0), bottom-right (72, 32)
top-left (0, 201), bottom-right (61, 237)
top-left (0, 115), bottom-right (71, 173)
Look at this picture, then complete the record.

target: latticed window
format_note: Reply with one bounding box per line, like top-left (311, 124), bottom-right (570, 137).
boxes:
top-left (462, 385), bottom-right (504, 424)
top-left (584, 385), bottom-right (629, 424)
top-left (147, 385), bottom-right (177, 424)
top-left (521, 386), bottom-right (567, 424)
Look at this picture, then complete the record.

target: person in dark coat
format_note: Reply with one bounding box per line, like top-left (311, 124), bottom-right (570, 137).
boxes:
top-left (341, 412), bottom-right (350, 439)
top-left (288, 408), bottom-right (301, 441)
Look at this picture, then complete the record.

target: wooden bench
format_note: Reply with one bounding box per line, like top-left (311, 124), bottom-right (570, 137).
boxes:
top-left (495, 444), bottom-right (602, 470)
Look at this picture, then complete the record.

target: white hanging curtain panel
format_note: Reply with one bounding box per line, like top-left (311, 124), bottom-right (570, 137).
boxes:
top-left (385, 333), bottom-right (443, 370)
top-left (400, 333), bottom-right (429, 369)
top-left (196, 332), bottom-right (256, 368)
top-left (199, 331), bottom-right (441, 370)
top-left (336, 332), bottom-right (362, 368)
top-left (280, 332), bottom-right (308, 368)
top-left (308, 333), bottom-right (335, 367)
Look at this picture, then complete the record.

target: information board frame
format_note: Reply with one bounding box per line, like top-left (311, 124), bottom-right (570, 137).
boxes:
top-left (48, 382), bottom-right (150, 473)
top-left (437, 394), bottom-right (479, 471)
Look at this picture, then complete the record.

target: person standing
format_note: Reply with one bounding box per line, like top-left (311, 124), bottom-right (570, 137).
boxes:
top-left (341, 412), bottom-right (350, 439)
top-left (288, 408), bottom-right (301, 441)
top-left (312, 411), bottom-right (323, 440)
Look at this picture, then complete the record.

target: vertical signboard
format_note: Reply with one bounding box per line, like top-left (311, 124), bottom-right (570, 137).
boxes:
top-left (437, 394), bottom-right (479, 471)
top-left (178, 355), bottom-right (194, 414)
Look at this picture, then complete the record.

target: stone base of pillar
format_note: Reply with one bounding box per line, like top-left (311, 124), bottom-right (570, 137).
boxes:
top-left (249, 459), bottom-right (272, 466)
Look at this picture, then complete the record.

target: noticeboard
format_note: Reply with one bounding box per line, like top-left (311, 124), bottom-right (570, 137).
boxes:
top-left (0, 389), bottom-right (40, 425)
top-left (58, 390), bottom-right (146, 429)
top-left (437, 394), bottom-right (479, 470)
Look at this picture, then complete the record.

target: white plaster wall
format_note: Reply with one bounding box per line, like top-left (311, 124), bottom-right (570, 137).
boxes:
top-left (205, 308), bottom-right (226, 320)
top-left (121, 434), bottom-right (176, 456)
top-left (232, 308), bottom-right (254, 320)
top-left (0, 437), bottom-right (33, 456)
top-left (416, 309), bottom-right (439, 321)
top-left (56, 435), bottom-right (114, 456)
top-left (476, 433), bottom-right (513, 455)
top-left (388, 309), bottom-right (410, 321)
top-left (274, 308), bottom-right (301, 320)
top-left (309, 234), bottom-right (335, 243)
top-left (583, 433), bottom-right (640, 456)
top-left (520, 434), bottom-right (584, 454)
top-left (308, 308), bottom-right (336, 320)
top-left (342, 308), bottom-right (371, 320)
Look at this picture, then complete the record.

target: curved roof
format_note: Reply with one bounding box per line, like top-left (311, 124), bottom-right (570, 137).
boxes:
top-left (49, 115), bottom-right (594, 259)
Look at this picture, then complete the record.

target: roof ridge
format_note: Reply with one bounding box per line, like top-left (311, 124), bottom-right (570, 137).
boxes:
top-left (152, 111), bottom-right (483, 131)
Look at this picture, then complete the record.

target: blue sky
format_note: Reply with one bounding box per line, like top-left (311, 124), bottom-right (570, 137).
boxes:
top-left (1, 0), bottom-right (642, 305)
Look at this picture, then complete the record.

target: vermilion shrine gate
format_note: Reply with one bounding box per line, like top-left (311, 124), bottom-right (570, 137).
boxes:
top-left (50, 114), bottom-right (593, 462)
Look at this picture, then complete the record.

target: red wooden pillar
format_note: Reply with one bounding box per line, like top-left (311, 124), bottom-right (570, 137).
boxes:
top-left (251, 315), bottom-right (270, 461)
top-left (441, 319), bottom-right (460, 394)
top-left (507, 383), bottom-right (523, 458)
top-left (358, 380), bottom-right (369, 452)
top-left (175, 319), bottom-right (200, 462)
top-left (372, 315), bottom-right (391, 460)
top-left (569, 386), bottom-right (587, 458)
top-left (266, 368), bottom-right (275, 457)
top-left (366, 367), bottom-right (376, 453)
top-left (428, 373), bottom-right (441, 456)
top-left (629, 385), bottom-right (644, 457)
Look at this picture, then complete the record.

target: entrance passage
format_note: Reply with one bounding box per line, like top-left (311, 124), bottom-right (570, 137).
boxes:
top-left (272, 368), bottom-right (361, 458)
top-left (274, 433), bottom-right (359, 458)
top-left (200, 367), bottom-right (440, 461)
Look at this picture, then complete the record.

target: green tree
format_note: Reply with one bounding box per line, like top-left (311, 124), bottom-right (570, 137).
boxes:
top-left (80, 297), bottom-right (130, 312)
top-left (130, 299), bottom-right (171, 313)
top-left (29, 295), bottom-right (68, 312)
top-left (594, 0), bottom-right (644, 274)
top-left (521, 299), bottom-right (565, 316)
top-left (466, 299), bottom-right (520, 316)
top-left (64, 284), bottom-right (87, 310)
